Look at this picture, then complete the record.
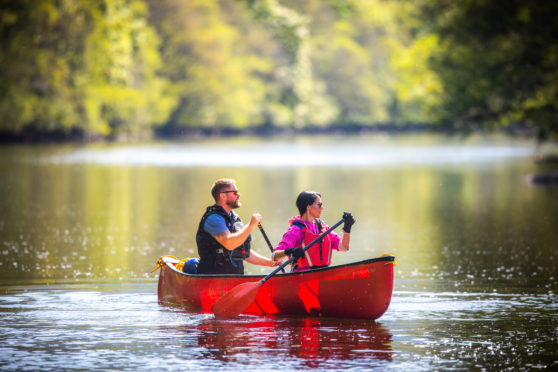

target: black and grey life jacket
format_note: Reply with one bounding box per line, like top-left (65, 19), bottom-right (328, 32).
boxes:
top-left (195, 205), bottom-right (251, 274)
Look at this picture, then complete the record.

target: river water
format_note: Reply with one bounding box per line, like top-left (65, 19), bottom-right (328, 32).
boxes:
top-left (1, 134), bottom-right (557, 370)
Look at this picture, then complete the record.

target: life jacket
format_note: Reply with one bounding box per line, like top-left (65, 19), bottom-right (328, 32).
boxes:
top-left (290, 217), bottom-right (333, 271)
top-left (196, 205), bottom-right (251, 275)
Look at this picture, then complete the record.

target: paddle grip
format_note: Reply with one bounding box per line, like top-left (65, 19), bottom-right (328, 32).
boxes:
top-left (260, 217), bottom-right (345, 284)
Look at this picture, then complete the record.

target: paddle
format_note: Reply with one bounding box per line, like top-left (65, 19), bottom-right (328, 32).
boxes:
top-left (212, 217), bottom-right (346, 318)
top-left (258, 223), bottom-right (285, 273)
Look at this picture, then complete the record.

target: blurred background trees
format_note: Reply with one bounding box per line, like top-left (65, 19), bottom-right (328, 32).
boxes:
top-left (0, 0), bottom-right (175, 140)
top-left (0, 0), bottom-right (556, 141)
top-left (419, 0), bottom-right (558, 142)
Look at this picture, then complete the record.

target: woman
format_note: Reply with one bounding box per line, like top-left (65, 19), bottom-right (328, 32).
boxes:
top-left (273, 190), bottom-right (355, 272)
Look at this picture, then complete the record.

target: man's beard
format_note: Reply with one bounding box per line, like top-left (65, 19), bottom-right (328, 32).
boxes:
top-left (226, 199), bottom-right (241, 209)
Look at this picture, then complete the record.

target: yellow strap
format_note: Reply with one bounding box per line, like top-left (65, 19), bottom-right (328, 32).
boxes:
top-left (175, 258), bottom-right (189, 271)
top-left (150, 255), bottom-right (178, 273)
top-left (380, 253), bottom-right (397, 266)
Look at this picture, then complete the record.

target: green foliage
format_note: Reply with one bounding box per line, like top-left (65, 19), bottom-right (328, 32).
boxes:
top-left (418, 0), bottom-right (558, 139)
top-left (147, 0), bottom-right (276, 128)
top-left (309, 0), bottom-right (393, 125)
top-left (270, 0), bottom-right (435, 126)
top-left (0, 0), bottom-right (84, 133)
top-left (0, 0), bottom-right (175, 138)
top-left (1, 0), bottom-right (556, 140)
top-left (82, 0), bottom-right (176, 137)
top-left (390, 34), bottom-right (443, 123)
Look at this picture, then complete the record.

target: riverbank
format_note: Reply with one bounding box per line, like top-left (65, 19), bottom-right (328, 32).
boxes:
top-left (0, 122), bottom-right (539, 144)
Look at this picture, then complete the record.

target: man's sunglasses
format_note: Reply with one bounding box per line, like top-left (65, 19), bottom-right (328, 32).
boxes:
top-left (221, 190), bottom-right (239, 195)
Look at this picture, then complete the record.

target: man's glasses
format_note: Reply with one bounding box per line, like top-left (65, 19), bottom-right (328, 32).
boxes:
top-left (314, 202), bottom-right (323, 208)
top-left (221, 190), bottom-right (239, 195)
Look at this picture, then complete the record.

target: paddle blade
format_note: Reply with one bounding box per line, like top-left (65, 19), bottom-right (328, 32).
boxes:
top-left (212, 281), bottom-right (263, 318)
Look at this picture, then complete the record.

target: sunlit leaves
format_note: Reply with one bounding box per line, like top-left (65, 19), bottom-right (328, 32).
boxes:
top-left (0, 0), bottom-right (175, 138)
top-left (148, 0), bottom-right (272, 128)
top-left (83, 0), bottom-right (176, 137)
top-left (390, 34), bottom-right (443, 123)
top-left (3, 0), bottom-right (554, 140)
top-left (418, 0), bottom-right (558, 138)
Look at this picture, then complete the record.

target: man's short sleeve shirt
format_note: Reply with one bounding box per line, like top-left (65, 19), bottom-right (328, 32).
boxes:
top-left (204, 214), bottom-right (228, 237)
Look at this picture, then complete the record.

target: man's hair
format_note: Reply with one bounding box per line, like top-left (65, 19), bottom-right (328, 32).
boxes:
top-left (296, 190), bottom-right (321, 216)
top-left (211, 178), bottom-right (236, 202)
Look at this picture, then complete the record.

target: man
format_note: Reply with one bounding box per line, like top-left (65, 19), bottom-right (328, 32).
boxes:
top-left (196, 178), bottom-right (279, 274)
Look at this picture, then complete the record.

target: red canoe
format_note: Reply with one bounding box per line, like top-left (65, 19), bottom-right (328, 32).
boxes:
top-left (156, 255), bottom-right (395, 320)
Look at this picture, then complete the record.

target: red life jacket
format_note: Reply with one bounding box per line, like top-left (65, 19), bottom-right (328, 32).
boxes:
top-left (290, 218), bottom-right (334, 271)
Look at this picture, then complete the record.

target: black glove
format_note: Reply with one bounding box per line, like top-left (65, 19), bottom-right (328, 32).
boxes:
top-left (284, 247), bottom-right (305, 259)
top-left (342, 212), bottom-right (355, 233)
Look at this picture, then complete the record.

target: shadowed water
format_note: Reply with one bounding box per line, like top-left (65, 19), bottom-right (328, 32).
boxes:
top-left (0, 134), bottom-right (557, 370)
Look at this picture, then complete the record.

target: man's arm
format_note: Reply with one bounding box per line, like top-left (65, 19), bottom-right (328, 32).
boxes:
top-left (213, 214), bottom-right (262, 251)
top-left (245, 250), bottom-right (276, 267)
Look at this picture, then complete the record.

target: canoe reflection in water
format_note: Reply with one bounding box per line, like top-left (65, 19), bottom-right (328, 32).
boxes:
top-left (190, 317), bottom-right (393, 365)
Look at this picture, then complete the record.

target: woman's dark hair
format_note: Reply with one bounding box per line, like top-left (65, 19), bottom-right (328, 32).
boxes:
top-left (296, 190), bottom-right (321, 216)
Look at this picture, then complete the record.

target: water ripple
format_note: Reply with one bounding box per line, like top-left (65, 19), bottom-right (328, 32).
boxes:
top-left (1, 284), bottom-right (556, 371)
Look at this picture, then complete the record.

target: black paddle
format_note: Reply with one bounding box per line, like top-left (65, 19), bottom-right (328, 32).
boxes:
top-left (212, 216), bottom-right (346, 317)
top-left (258, 223), bottom-right (285, 273)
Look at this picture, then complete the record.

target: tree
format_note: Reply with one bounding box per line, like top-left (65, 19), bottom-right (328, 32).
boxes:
top-left (147, 0), bottom-right (276, 130)
top-left (0, 0), bottom-right (175, 139)
top-left (418, 0), bottom-right (558, 140)
top-left (82, 0), bottom-right (176, 138)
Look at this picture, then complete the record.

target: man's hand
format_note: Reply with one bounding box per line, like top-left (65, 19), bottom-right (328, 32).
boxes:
top-left (215, 213), bottom-right (261, 251)
top-left (249, 213), bottom-right (262, 228)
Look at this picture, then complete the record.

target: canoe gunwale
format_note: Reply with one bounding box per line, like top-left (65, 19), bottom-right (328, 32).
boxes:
top-left (162, 255), bottom-right (395, 279)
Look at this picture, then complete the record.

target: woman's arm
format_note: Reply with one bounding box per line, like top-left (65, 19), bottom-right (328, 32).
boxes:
top-left (272, 225), bottom-right (302, 260)
top-left (339, 232), bottom-right (350, 251)
top-left (272, 250), bottom-right (288, 260)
